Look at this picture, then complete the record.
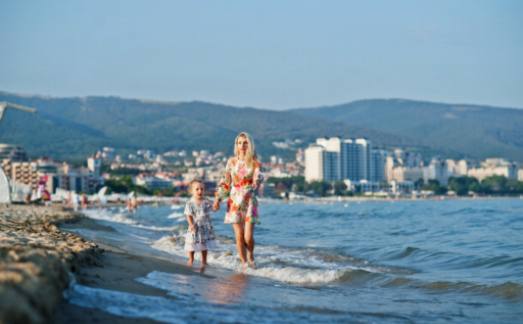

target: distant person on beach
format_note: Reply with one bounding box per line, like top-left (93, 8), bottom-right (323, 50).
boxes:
top-left (184, 179), bottom-right (216, 272)
top-left (214, 132), bottom-right (263, 270)
top-left (127, 192), bottom-right (138, 212)
top-left (81, 193), bottom-right (88, 209)
top-left (72, 192), bottom-right (80, 211)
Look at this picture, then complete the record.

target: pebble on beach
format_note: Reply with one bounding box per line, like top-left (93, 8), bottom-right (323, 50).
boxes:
top-left (0, 205), bottom-right (102, 324)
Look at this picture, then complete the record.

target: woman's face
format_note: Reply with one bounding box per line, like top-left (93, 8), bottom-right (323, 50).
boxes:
top-left (237, 136), bottom-right (249, 154)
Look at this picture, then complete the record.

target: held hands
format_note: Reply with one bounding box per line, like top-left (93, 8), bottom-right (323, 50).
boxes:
top-left (188, 223), bottom-right (195, 233)
top-left (212, 200), bottom-right (220, 211)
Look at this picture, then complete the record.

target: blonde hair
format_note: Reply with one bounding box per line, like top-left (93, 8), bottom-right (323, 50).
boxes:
top-left (233, 132), bottom-right (257, 166)
top-left (188, 179), bottom-right (205, 195)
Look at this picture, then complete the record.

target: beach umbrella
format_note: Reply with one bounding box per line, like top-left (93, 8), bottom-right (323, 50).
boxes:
top-left (98, 186), bottom-right (108, 196)
top-left (98, 186), bottom-right (108, 205)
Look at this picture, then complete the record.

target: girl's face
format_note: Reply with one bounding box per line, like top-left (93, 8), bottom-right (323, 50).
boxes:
top-left (192, 183), bottom-right (205, 199)
top-left (237, 136), bottom-right (249, 154)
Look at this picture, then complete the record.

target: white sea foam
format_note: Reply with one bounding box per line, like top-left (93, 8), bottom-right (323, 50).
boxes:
top-left (167, 211), bottom-right (185, 221)
top-left (83, 209), bottom-right (180, 232)
top-left (151, 235), bottom-right (383, 285)
top-left (83, 209), bottom-right (138, 225)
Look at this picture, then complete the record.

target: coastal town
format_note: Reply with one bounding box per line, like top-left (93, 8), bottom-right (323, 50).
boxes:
top-left (1, 136), bottom-right (523, 204)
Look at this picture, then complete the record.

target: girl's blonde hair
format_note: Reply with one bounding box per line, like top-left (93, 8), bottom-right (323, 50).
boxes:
top-left (233, 132), bottom-right (257, 166)
top-left (189, 179), bottom-right (205, 195)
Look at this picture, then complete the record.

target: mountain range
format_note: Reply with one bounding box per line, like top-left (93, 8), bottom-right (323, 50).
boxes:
top-left (1, 90), bottom-right (522, 162)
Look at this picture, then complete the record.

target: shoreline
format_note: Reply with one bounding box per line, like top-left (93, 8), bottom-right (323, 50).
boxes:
top-left (0, 205), bottom-right (102, 323)
top-left (0, 204), bottom-right (196, 323)
top-left (53, 240), bottom-right (198, 324)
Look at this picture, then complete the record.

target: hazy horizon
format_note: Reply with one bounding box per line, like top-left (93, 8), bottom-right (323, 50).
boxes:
top-left (1, 1), bottom-right (521, 110)
top-left (2, 89), bottom-right (523, 112)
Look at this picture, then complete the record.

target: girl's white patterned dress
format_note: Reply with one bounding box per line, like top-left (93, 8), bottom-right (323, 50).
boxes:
top-left (183, 199), bottom-right (216, 252)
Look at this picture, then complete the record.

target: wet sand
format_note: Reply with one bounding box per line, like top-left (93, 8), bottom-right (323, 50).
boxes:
top-left (53, 220), bottom-right (199, 323)
top-left (54, 245), bottom-right (196, 323)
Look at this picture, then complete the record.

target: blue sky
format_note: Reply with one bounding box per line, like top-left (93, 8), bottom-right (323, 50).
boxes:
top-left (0, 0), bottom-right (521, 109)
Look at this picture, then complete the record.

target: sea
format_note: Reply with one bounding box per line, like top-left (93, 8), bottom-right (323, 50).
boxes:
top-left (64, 198), bottom-right (523, 323)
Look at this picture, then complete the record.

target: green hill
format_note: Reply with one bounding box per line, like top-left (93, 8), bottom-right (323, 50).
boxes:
top-left (0, 91), bottom-right (405, 160)
top-left (1, 92), bottom-right (521, 161)
top-left (291, 99), bottom-right (523, 161)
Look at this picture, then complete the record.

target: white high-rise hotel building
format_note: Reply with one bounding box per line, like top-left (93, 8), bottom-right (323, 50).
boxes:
top-left (305, 137), bottom-right (386, 183)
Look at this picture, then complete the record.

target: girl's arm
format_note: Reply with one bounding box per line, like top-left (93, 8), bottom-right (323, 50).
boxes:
top-left (186, 214), bottom-right (195, 232)
top-left (184, 203), bottom-right (195, 231)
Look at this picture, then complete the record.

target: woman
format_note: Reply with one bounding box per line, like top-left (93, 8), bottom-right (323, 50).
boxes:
top-left (213, 132), bottom-right (263, 270)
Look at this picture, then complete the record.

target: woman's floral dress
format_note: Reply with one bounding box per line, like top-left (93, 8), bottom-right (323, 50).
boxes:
top-left (216, 157), bottom-right (263, 224)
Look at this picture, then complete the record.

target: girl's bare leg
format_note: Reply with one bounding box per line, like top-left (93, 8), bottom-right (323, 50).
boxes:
top-left (232, 223), bottom-right (247, 268)
top-left (187, 251), bottom-right (194, 267)
top-left (244, 222), bottom-right (255, 268)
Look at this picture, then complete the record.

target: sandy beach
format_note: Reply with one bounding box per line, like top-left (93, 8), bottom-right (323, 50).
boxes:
top-left (0, 205), bottom-right (101, 323)
top-left (0, 204), bottom-right (204, 323)
top-left (54, 242), bottom-right (198, 324)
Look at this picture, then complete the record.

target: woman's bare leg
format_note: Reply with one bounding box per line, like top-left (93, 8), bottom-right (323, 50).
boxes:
top-left (200, 250), bottom-right (208, 273)
top-left (232, 223), bottom-right (247, 266)
top-left (244, 222), bottom-right (255, 268)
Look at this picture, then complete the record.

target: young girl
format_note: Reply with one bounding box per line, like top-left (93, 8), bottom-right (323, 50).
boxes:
top-left (184, 179), bottom-right (216, 272)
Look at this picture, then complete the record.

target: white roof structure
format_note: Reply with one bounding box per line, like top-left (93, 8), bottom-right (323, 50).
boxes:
top-left (0, 101), bottom-right (36, 121)
top-left (0, 169), bottom-right (10, 204)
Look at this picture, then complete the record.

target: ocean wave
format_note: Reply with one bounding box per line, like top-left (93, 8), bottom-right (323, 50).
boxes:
top-left (167, 211), bottom-right (185, 221)
top-left (382, 277), bottom-right (523, 300)
top-left (151, 236), bottom-right (406, 285)
top-left (83, 209), bottom-right (181, 232)
top-left (83, 209), bottom-right (138, 225)
top-left (385, 246), bottom-right (421, 260)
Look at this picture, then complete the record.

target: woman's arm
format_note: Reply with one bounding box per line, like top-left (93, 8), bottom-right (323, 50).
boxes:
top-left (214, 158), bottom-right (233, 206)
top-left (252, 160), bottom-right (264, 190)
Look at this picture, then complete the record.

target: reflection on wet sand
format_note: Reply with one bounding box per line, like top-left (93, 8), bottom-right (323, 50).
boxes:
top-left (205, 273), bottom-right (248, 305)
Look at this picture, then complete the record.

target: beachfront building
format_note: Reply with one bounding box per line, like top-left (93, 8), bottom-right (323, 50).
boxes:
top-left (424, 158), bottom-right (449, 185)
top-left (54, 162), bottom-right (102, 194)
top-left (467, 158), bottom-right (518, 181)
top-left (0, 158), bottom-right (101, 196)
top-left (446, 159), bottom-right (469, 177)
top-left (304, 137), bottom-right (385, 190)
top-left (340, 138), bottom-right (371, 181)
top-left (87, 156), bottom-right (102, 177)
top-left (370, 149), bottom-right (387, 182)
top-left (390, 166), bottom-right (424, 183)
top-left (304, 145), bottom-right (324, 182)
top-left (8, 161), bottom-right (39, 188)
top-left (0, 144), bottom-right (28, 161)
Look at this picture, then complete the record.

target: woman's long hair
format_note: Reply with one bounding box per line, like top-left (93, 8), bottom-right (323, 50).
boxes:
top-left (233, 132), bottom-right (257, 167)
